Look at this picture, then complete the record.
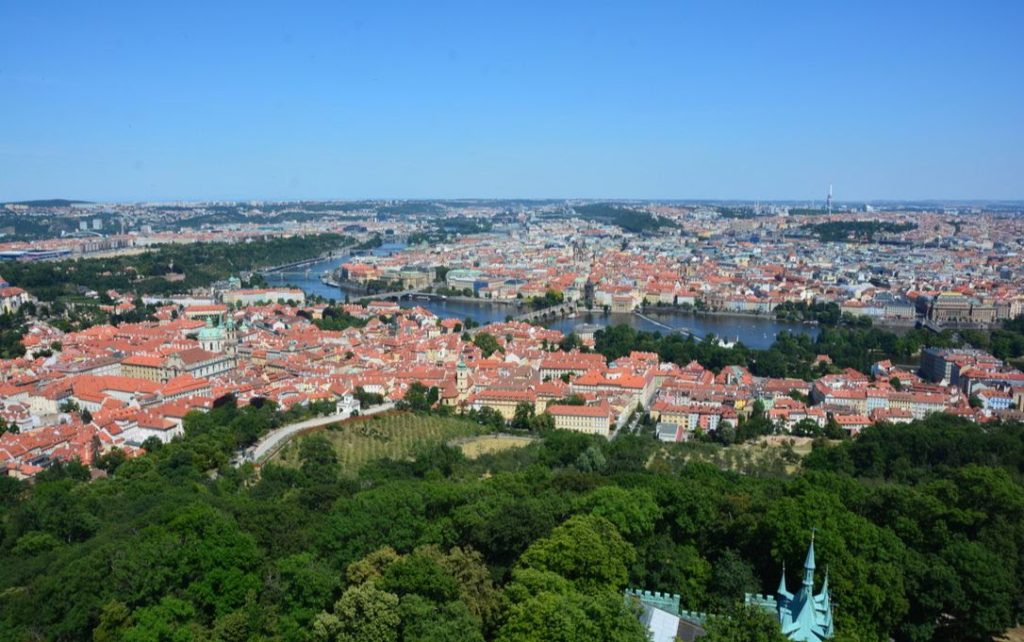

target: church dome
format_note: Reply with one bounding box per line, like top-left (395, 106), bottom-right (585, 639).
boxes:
top-left (198, 318), bottom-right (224, 341)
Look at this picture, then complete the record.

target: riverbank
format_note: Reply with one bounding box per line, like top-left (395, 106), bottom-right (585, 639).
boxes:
top-left (329, 280), bottom-right (522, 307)
top-left (406, 292), bottom-right (520, 306)
top-left (546, 310), bottom-right (820, 350)
top-left (287, 269), bottom-right (824, 350)
top-left (644, 305), bottom-right (822, 323)
top-left (644, 305), bottom-right (921, 334)
top-left (261, 242), bottom-right (356, 274)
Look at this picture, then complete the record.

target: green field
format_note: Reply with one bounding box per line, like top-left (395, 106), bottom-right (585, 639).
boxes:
top-left (273, 412), bottom-right (485, 475)
top-left (455, 434), bottom-right (539, 459)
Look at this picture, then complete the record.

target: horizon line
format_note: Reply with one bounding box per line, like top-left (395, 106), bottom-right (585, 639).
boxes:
top-left (5, 196), bottom-right (1024, 206)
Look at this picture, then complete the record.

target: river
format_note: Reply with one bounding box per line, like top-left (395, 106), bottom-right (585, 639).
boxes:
top-left (275, 254), bottom-right (818, 350)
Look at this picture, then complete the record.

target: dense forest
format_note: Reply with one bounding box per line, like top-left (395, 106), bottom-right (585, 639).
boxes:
top-left (716, 207), bottom-right (760, 219)
top-left (406, 217), bottom-right (493, 245)
top-left (802, 221), bottom-right (917, 243)
top-left (1, 234), bottom-right (351, 302)
top-left (570, 204), bottom-right (677, 235)
top-left (312, 307), bottom-right (370, 332)
top-left (0, 213), bottom-right (62, 241)
top-left (959, 314), bottom-right (1024, 363)
top-left (0, 312), bottom-right (29, 359)
top-left (773, 301), bottom-right (845, 325)
top-left (0, 398), bottom-right (1021, 641)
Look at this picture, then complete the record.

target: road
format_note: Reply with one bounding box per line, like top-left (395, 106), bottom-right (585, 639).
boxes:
top-left (609, 405), bottom-right (647, 441)
top-left (237, 402), bottom-right (395, 466)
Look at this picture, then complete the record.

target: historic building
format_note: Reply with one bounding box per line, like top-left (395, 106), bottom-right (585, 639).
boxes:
top-left (628, 536), bottom-right (834, 642)
top-left (746, 536), bottom-right (834, 641)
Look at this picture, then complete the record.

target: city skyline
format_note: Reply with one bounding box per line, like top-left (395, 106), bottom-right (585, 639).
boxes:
top-left (3, 2), bottom-right (1024, 639)
top-left (2, 1), bottom-right (1022, 201)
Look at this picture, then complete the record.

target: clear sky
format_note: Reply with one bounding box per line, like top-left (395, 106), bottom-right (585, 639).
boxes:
top-left (1, 1), bottom-right (1022, 202)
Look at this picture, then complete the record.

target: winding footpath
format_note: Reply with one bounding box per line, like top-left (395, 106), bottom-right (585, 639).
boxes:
top-left (236, 402), bottom-right (395, 466)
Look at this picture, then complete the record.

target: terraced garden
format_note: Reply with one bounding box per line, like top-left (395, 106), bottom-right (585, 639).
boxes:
top-left (272, 412), bottom-right (485, 475)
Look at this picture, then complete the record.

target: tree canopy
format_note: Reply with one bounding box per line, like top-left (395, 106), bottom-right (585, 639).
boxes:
top-left (0, 402), bottom-right (1021, 642)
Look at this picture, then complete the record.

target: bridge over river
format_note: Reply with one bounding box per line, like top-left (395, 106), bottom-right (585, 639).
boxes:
top-left (351, 287), bottom-right (429, 302)
top-left (633, 311), bottom-right (705, 341)
top-left (512, 302), bottom-right (577, 323)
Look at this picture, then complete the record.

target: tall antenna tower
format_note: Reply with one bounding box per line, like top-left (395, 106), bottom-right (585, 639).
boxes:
top-left (826, 184), bottom-right (833, 216)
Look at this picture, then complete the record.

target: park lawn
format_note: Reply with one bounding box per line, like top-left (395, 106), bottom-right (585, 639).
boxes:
top-left (273, 412), bottom-right (485, 476)
top-left (456, 434), bottom-right (538, 459)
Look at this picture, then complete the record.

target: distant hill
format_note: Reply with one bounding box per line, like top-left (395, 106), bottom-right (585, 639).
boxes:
top-left (570, 203), bottom-right (678, 234)
top-left (4, 199), bottom-right (94, 207)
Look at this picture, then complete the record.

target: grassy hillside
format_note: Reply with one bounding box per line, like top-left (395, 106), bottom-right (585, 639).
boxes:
top-left (273, 412), bottom-right (485, 476)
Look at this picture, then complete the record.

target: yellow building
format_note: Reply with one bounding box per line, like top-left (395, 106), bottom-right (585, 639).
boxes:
top-left (547, 403), bottom-right (611, 437)
top-left (469, 389), bottom-right (540, 420)
top-left (121, 354), bottom-right (165, 382)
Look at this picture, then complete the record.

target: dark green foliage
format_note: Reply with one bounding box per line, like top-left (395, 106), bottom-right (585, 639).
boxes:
top-left (703, 604), bottom-right (788, 641)
top-left (774, 301), bottom-right (842, 325)
top-left (0, 401), bottom-right (1022, 641)
top-left (558, 332), bottom-right (582, 352)
top-left (529, 289), bottom-right (564, 310)
top-left (397, 382), bottom-right (440, 413)
top-left (497, 583), bottom-right (648, 642)
top-left (959, 316), bottom-right (1024, 361)
top-left (406, 216), bottom-right (492, 245)
top-left (706, 549), bottom-right (760, 611)
top-left (465, 406), bottom-right (506, 429)
top-left (511, 402), bottom-right (554, 432)
top-left (0, 208), bottom-right (96, 240)
top-left (354, 386), bottom-right (385, 408)
top-left (377, 202), bottom-right (444, 218)
top-left (439, 216), bottom-right (493, 236)
top-left (570, 203), bottom-right (677, 235)
top-left (595, 321), bottom-right (970, 380)
top-left (804, 414), bottom-right (1024, 481)
top-left (716, 207), bottom-right (760, 220)
top-left (315, 307), bottom-right (369, 331)
top-left (0, 311), bottom-right (28, 359)
top-left (804, 220), bottom-right (917, 242)
top-left (299, 435), bottom-right (341, 485)
top-left (595, 324), bottom-right (751, 370)
top-left (472, 332), bottom-right (502, 358)
top-left (2, 233), bottom-right (350, 303)
top-left (353, 235), bottom-right (384, 251)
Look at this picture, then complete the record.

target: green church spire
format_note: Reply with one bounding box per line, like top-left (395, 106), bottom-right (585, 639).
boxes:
top-left (745, 530), bottom-right (834, 641)
top-left (777, 562), bottom-right (788, 595)
top-left (802, 529), bottom-right (816, 589)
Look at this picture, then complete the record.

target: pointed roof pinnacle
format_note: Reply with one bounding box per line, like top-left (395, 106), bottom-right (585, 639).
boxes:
top-left (804, 530), bottom-right (816, 572)
top-left (801, 529), bottom-right (817, 591)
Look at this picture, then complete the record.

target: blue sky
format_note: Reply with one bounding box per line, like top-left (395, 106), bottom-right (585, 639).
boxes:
top-left (1, 1), bottom-right (1022, 202)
